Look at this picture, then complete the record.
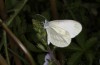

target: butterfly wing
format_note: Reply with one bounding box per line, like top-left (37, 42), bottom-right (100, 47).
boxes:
top-left (49, 20), bottom-right (82, 38)
top-left (46, 26), bottom-right (71, 47)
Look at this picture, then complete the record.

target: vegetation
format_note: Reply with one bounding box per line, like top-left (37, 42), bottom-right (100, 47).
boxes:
top-left (0, 0), bottom-right (100, 65)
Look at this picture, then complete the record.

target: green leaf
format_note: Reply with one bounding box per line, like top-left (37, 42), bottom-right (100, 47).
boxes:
top-left (41, 11), bottom-right (51, 20)
top-left (20, 35), bottom-right (42, 52)
top-left (76, 30), bottom-right (87, 48)
top-left (5, 0), bottom-right (18, 10)
top-left (67, 52), bottom-right (83, 65)
top-left (8, 49), bottom-right (30, 65)
top-left (37, 54), bottom-right (45, 65)
top-left (67, 42), bottom-right (82, 51)
top-left (32, 19), bottom-right (47, 46)
top-left (7, 0), bottom-right (27, 25)
top-left (85, 51), bottom-right (95, 65)
top-left (85, 37), bottom-right (97, 50)
top-left (49, 61), bottom-right (55, 65)
top-left (37, 44), bottom-right (47, 52)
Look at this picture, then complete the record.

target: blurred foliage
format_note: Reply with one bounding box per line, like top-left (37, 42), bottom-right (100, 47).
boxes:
top-left (0, 0), bottom-right (100, 65)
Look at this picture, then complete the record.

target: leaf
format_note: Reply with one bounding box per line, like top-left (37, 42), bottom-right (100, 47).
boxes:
top-left (5, 0), bottom-right (18, 10)
top-left (96, 0), bottom-right (100, 2)
top-left (37, 54), bottom-right (45, 65)
top-left (32, 19), bottom-right (47, 46)
top-left (76, 30), bottom-right (87, 48)
top-left (67, 42), bottom-right (82, 51)
top-left (9, 49), bottom-right (30, 65)
top-left (20, 35), bottom-right (42, 52)
top-left (37, 44), bottom-right (47, 51)
top-left (85, 37), bottom-right (97, 50)
top-left (67, 52), bottom-right (83, 65)
top-left (7, 0), bottom-right (27, 25)
top-left (85, 51), bottom-right (95, 65)
top-left (41, 11), bottom-right (51, 20)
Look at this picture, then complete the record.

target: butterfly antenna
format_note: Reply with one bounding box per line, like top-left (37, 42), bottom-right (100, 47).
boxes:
top-left (35, 14), bottom-right (48, 24)
top-left (35, 14), bottom-right (47, 20)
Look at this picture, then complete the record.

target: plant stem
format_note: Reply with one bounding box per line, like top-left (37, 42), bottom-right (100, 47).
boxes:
top-left (0, 0), bottom-right (8, 21)
top-left (63, 0), bottom-right (76, 20)
top-left (0, 54), bottom-right (8, 65)
top-left (6, 0), bottom-right (27, 25)
top-left (49, 0), bottom-right (59, 19)
top-left (47, 46), bottom-right (61, 65)
top-left (0, 19), bottom-right (36, 65)
top-left (3, 31), bottom-right (10, 65)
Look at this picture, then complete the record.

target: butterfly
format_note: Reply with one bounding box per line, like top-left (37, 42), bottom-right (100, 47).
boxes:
top-left (44, 20), bottom-right (82, 47)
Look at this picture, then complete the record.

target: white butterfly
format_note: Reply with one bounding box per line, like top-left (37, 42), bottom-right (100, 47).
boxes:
top-left (44, 20), bottom-right (82, 47)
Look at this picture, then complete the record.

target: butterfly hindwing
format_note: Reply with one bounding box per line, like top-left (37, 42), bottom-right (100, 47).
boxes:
top-left (46, 25), bottom-right (71, 47)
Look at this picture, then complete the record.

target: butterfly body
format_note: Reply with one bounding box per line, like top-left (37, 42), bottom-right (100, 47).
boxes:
top-left (44, 20), bottom-right (82, 47)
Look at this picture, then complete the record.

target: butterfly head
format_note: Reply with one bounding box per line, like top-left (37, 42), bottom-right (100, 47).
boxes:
top-left (43, 20), bottom-right (49, 29)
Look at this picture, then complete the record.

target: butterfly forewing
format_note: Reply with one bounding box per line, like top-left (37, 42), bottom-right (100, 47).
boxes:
top-left (49, 20), bottom-right (82, 38)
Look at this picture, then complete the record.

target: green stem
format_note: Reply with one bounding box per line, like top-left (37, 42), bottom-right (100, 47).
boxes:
top-left (3, 31), bottom-right (10, 65)
top-left (48, 46), bottom-right (61, 65)
top-left (63, 0), bottom-right (76, 20)
top-left (0, 19), bottom-right (36, 65)
top-left (68, 8), bottom-right (76, 20)
top-left (6, 0), bottom-right (27, 25)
